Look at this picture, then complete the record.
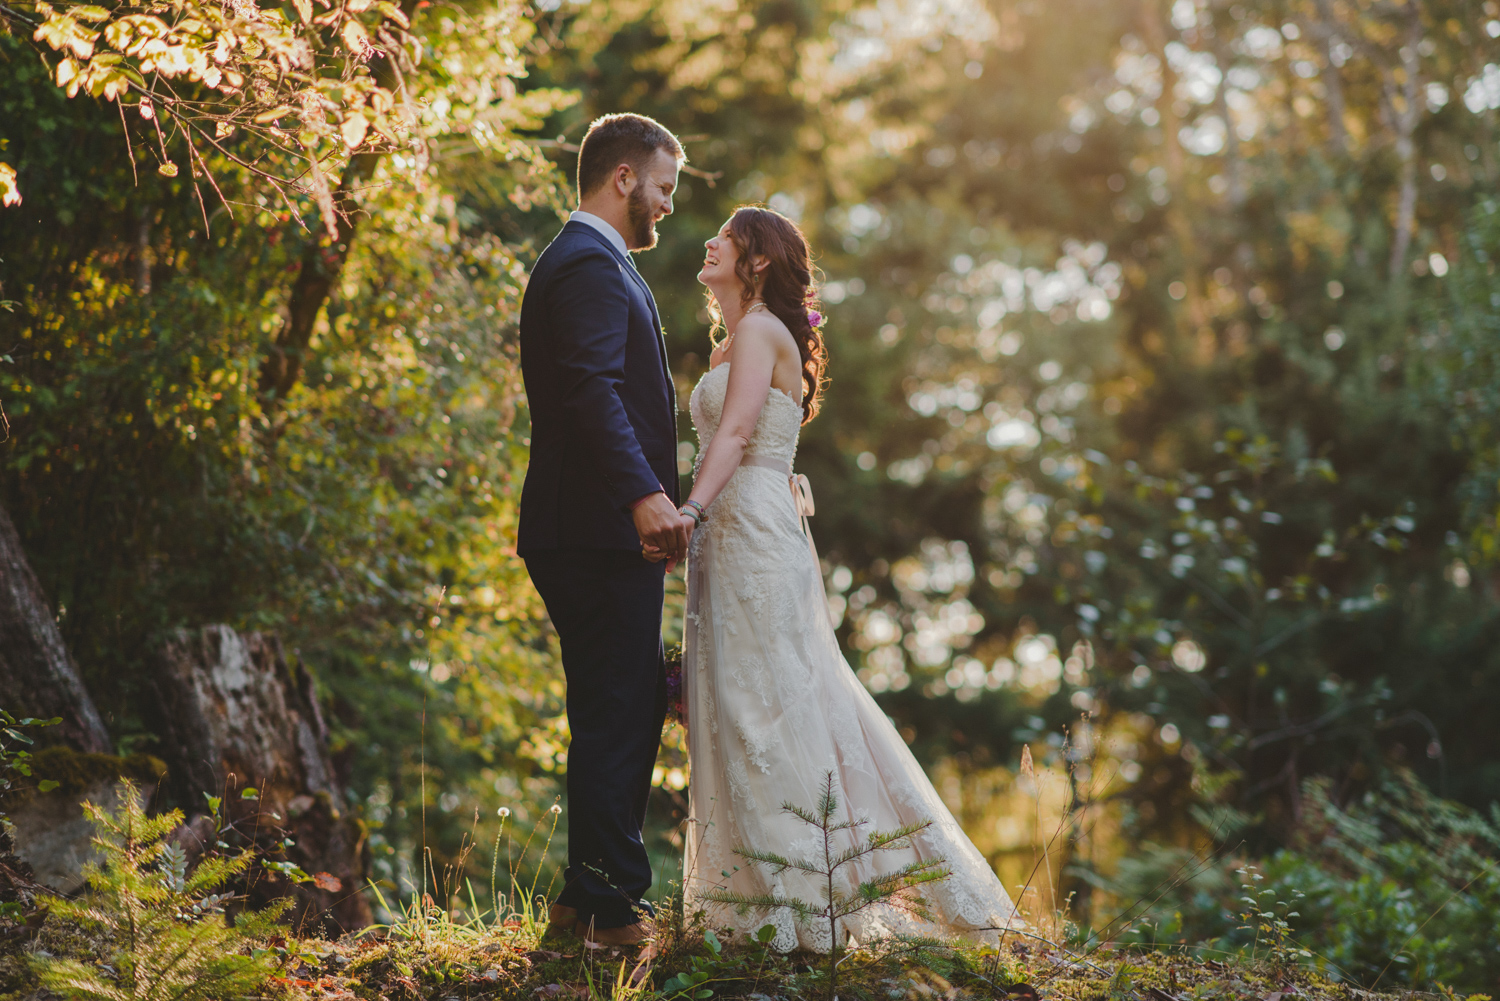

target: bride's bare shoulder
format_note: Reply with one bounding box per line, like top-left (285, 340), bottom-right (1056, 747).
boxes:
top-left (734, 310), bottom-right (797, 353)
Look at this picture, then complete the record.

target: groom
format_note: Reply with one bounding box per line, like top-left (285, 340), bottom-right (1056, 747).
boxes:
top-left (517, 113), bottom-right (689, 946)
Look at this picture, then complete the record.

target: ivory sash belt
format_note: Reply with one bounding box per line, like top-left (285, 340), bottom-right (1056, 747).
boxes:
top-left (739, 454), bottom-right (814, 515)
top-left (737, 453), bottom-right (832, 622)
top-left (740, 454), bottom-right (791, 475)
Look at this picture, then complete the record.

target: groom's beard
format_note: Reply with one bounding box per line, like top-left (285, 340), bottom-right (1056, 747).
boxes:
top-left (626, 184), bottom-right (658, 251)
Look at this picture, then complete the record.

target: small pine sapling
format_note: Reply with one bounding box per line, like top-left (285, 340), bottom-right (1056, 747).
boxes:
top-left (703, 771), bottom-right (951, 999)
top-left (28, 779), bottom-right (289, 1001)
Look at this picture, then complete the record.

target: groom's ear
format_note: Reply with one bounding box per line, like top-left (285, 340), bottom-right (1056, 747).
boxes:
top-left (612, 162), bottom-right (637, 197)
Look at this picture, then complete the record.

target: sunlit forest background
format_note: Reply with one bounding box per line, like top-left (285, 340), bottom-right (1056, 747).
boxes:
top-left (5, 0), bottom-right (1500, 986)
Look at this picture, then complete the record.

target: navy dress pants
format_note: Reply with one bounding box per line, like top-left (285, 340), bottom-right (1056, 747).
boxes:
top-left (524, 549), bottom-right (667, 929)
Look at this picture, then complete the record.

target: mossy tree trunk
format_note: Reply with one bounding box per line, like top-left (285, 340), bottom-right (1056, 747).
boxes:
top-left (0, 501), bottom-right (109, 753)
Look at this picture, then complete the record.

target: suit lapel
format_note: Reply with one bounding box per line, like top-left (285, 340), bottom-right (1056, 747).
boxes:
top-left (563, 221), bottom-right (677, 421)
top-left (638, 277), bottom-right (677, 421)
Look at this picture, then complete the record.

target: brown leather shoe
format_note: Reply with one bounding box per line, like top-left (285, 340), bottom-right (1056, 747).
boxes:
top-left (545, 903), bottom-right (577, 936)
top-left (583, 917), bottom-right (656, 948)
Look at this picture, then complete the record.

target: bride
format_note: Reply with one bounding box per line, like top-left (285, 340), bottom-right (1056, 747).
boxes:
top-left (670, 205), bottom-right (1020, 952)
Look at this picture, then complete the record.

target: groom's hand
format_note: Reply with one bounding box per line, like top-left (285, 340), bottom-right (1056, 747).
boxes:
top-left (633, 492), bottom-right (690, 566)
top-left (641, 514), bottom-right (698, 571)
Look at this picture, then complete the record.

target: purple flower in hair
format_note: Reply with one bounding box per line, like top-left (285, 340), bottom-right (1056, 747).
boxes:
top-left (807, 309), bottom-right (824, 328)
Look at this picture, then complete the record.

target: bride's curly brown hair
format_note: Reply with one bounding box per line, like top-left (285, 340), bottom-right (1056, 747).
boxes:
top-left (706, 205), bottom-right (827, 424)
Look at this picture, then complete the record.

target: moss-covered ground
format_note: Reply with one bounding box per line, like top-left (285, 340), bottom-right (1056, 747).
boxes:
top-left (77, 909), bottom-right (1452, 1001)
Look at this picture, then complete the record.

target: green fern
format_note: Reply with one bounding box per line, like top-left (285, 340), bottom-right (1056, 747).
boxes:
top-left (27, 780), bottom-right (288, 1001)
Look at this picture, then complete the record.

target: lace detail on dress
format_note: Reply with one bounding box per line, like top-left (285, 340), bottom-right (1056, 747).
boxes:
top-left (681, 364), bottom-right (1020, 953)
top-left (689, 364), bottom-right (801, 477)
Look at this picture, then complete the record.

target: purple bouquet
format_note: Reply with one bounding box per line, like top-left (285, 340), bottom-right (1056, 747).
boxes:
top-left (664, 642), bottom-right (685, 731)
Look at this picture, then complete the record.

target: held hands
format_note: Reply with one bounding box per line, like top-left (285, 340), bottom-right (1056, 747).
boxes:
top-left (633, 492), bottom-right (692, 572)
top-left (640, 512), bottom-right (698, 571)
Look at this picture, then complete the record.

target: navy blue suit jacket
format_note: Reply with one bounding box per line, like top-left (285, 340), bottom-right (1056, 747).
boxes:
top-left (517, 220), bottom-right (679, 554)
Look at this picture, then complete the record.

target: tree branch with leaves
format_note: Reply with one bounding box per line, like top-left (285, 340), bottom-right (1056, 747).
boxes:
top-left (10, 0), bottom-right (414, 216)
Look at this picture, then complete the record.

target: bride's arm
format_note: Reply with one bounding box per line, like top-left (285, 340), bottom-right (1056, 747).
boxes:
top-left (685, 321), bottom-right (778, 513)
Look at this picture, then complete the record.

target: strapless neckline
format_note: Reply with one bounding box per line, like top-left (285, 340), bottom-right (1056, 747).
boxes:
top-left (689, 360), bottom-right (804, 476)
top-left (702, 362), bottom-right (803, 411)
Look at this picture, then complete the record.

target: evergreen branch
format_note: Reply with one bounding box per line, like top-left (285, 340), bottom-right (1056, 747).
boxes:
top-left (827, 827), bottom-right (926, 870)
top-left (729, 847), bottom-right (825, 874)
top-left (863, 820), bottom-right (935, 847)
top-left (861, 860), bottom-right (952, 888)
top-left (835, 890), bottom-right (931, 921)
top-left (729, 847), bottom-right (794, 869)
top-left (781, 801), bottom-right (824, 827)
top-left (182, 851), bottom-right (254, 894)
top-left (823, 818), bottom-right (870, 834)
top-left (699, 889), bottom-right (821, 921)
top-left (828, 843), bottom-right (878, 870)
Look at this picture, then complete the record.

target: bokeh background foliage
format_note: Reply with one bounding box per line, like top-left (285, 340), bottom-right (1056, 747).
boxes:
top-left (5, 0), bottom-right (1500, 986)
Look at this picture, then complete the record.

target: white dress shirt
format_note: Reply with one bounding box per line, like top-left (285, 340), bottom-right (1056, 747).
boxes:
top-left (569, 209), bottom-right (631, 261)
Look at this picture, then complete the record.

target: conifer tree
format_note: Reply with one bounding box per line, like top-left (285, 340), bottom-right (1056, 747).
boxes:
top-left (703, 771), bottom-right (950, 999)
top-left (29, 781), bottom-right (287, 1001)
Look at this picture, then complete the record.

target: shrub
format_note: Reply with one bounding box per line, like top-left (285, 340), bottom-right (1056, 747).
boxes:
top-left (1101, 769), bottom-right (1500, 990)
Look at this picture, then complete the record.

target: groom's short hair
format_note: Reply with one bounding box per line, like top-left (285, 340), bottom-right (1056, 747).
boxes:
top-left (576, 114), bottom-right (685, 198)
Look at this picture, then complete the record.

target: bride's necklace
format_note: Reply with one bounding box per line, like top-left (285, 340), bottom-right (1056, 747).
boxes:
top-left (723, 299), bottom-right (768, 353)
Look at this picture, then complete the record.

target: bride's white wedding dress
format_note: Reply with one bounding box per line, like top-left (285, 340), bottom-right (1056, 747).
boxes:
top-left (681, 363), bottom-right (1019, 953)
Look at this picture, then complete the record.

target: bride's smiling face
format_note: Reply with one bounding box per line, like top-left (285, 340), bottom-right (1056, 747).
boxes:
top-left (698, 223), bottom-right (742, 290)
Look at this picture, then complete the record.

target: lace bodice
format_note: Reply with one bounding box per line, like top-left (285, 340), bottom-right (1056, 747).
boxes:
top-left (688, 363), bottom-right (802, 472)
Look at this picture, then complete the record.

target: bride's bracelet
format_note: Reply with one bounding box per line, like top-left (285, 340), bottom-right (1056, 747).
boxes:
top-left (679, 500), bottom-right (706, 525)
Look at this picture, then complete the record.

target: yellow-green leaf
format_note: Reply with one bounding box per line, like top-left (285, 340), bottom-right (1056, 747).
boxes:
top-left (157, 161), bottom-right (179, 177)
top-left (99, 69), bottom-right (131, 101)
top-left (253, 105), bottom-right (294, 123)
top-left (54, 57), bottom-right (80, 89)
top-left (35, 14), bottom-right (99, 59)
top-left (340, 18), bottom-right (369, 54)
top-left (340, 112), bottom-right (369, 149)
